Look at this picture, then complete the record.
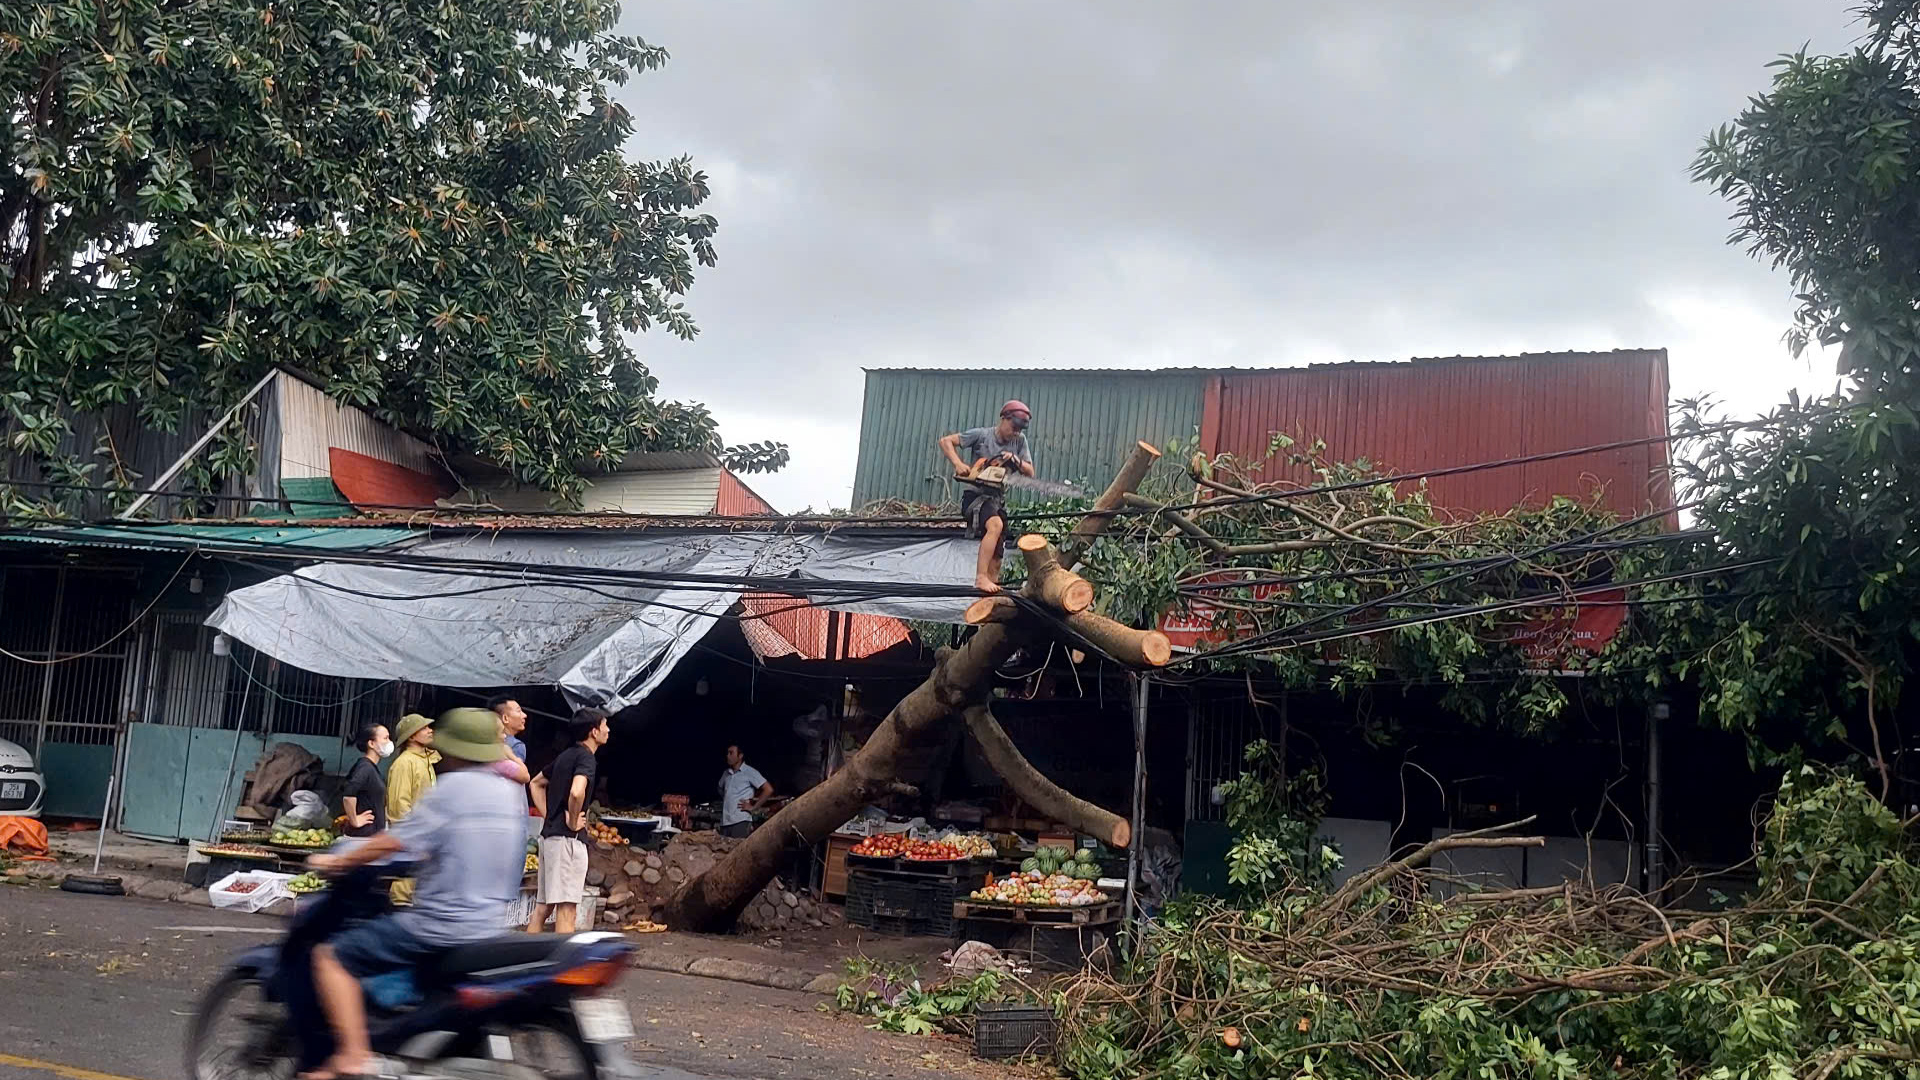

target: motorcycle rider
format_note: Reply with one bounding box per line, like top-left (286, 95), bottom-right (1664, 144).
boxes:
top-left (297, 707), bottom-right (525, 1080)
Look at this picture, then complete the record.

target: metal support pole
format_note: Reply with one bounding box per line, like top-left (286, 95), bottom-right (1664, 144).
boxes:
top-left (1645, 702), bottom-right (1667, 896)
top-left (92, 739), bottom-right (119, 875)
top-left (1124, 673), bottom-right (1150, 929)
top-left (119, 368), bottom-right (276, 520)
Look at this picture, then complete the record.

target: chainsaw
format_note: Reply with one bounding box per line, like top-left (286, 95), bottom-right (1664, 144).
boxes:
top-left (961, 459), bottom-right (1084, 499)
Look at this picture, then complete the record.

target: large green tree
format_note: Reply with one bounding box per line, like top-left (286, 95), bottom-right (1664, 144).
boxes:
top-left (1667, 0), bottom-right (1920, 782)
top-left (2, 0), bottom-right (785, 506)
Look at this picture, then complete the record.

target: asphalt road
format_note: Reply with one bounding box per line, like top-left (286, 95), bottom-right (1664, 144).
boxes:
top-left (0, 882), bottom-right (1011, 1080)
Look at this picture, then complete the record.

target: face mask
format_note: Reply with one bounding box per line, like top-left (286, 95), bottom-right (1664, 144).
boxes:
top-left (377, 740), bottom-right (395, 758)
top-left (1006, 414), bottom-right (1029, 432)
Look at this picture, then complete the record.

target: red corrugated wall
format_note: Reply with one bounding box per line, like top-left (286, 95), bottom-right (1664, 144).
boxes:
top-left (715, 470), bottom-right (777, 516)
top-left (1203, 350), bottom-right (1672, 519)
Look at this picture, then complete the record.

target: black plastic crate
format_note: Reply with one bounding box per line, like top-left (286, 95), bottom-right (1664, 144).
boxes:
top-left (845, 869), bottom-right (964, 936)
top-left (974, 1003), bottom-right (1057, 1059)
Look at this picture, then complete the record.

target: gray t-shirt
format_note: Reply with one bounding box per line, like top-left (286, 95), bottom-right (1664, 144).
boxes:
top-left (957, 427), bottom-right (1031, 469)
top-left (388, 767), bottom-right (526, 945)
top-left (719, 764), bottom-right (769, 828)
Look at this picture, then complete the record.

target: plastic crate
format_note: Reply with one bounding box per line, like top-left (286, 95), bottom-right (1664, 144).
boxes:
top-left (974, 1003), bottom-right (1056, 1059)
top-left (845, 870), bottom-right (965, 936)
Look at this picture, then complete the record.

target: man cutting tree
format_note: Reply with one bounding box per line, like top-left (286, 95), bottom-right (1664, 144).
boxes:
top-left (939, 401), bottom-right (1035, 592)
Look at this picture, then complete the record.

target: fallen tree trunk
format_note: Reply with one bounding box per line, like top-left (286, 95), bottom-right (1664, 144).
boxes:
top-left (963, 704), bottom-right (1130, 847)
top-left (664, 626), bottom-right (1021, 930)
top-left (663, 448), bottom-right (1165, 932)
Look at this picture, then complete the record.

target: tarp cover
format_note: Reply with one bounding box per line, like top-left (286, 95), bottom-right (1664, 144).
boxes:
top-left (208, 531), bottom-right (975, 710)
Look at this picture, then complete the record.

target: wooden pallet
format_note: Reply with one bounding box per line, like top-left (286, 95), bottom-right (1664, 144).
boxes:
top-left (952, 899), bottom-right (1121, 926)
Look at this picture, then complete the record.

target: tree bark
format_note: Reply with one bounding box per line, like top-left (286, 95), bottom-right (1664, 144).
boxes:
top-left (1017, 533), bottom-right (1094, 613)
top-left (1059, 607), bottom-right (1173, 667)
top-left (963, 704), bottom-right (1130, 847)
top-left (964, 596), bottom-right (1020, 624)
top-left (1061, 441), bottom-right (1162, 569)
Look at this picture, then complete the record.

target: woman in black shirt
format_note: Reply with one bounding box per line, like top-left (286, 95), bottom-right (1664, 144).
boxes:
top-left (340, 723), bottom-right (392, 837)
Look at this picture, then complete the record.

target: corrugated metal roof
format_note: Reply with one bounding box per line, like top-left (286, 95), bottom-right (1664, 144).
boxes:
top-left (1205, 350), bottom-right (1671, 516)
top-left (716, 471), bottom-right (778, 516)
top-left (579, 468), bottom-right (723, 515)
top-left (4, 523), bottom-right (420, 553)
top-left (851, 369), bottom-right (1202, 507)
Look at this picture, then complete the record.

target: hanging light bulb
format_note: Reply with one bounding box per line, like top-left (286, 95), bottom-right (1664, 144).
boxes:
top-left (212, 633), bottom-right (232, 657)
top-left (189, 572), bottom-right (204, 594)
top-left (695, 678), bottom-right (710, 697)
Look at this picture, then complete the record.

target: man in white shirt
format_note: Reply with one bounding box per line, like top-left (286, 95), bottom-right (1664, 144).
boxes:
top-left (718, 744), bottom-right (773, 838)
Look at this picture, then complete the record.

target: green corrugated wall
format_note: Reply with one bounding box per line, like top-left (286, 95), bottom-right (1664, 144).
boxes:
top-left (850, 369), bottom-right (1205, 507)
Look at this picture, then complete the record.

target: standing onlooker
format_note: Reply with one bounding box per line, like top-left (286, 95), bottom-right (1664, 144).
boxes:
top-left (717, 744), bottom-right (773, 839)
top-left (488, 694), bottom-right (529, 767)
top-left (384, 713), bottom-right (436, 905)
top-left (527, 710), bottom-right (609, 933)
top-left (340, 724), bottom-right (391, 838)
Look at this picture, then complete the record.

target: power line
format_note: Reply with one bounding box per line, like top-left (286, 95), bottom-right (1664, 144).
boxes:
top-left (1195, 499), bottom-right (1704, 660)
top-left (1010, 402), bottom-right (1867, 522)
top-left (1187, 557), bottom-right (1775, 664)
top-left (1165, 529), bottom-right (1712, 595)
top-left (0, 552), bottom-right (194, 666)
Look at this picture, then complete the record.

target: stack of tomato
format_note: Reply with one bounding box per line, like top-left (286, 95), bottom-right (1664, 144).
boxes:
top-left (901, 839), bottom-right (964, 862)
top-left (850, 834), bottom-right (909, 857)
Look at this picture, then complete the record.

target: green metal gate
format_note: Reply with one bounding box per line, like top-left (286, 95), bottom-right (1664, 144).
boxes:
top-left (0, 565), bottom-right (140, 818)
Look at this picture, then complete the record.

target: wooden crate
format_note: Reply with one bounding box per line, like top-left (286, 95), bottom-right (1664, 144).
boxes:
top-left (952, 899), bottom-right (1121, 926)
top-left (823, 833), bottom-right (858, 898)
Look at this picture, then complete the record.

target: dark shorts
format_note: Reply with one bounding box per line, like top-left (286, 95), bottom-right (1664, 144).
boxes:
top-left (961, 489), bottom-right (1009, 544)
top-left (720, 821), bottom-right (754, 839)
top-left (328, 915), bottom-right (442, 979)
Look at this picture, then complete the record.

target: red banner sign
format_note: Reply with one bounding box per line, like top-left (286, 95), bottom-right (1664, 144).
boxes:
top-left (1159, 572), bottom-right (1288, 652)
top-left (1505, 589), bottom-right (1629, 663)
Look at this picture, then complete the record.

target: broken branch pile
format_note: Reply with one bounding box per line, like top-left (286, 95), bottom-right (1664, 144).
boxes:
top-left (1057, 771), bottom-right (1920, 1080)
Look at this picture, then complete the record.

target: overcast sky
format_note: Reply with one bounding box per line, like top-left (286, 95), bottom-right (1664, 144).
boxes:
top-left (613, 2), bottom-right (1857, 512)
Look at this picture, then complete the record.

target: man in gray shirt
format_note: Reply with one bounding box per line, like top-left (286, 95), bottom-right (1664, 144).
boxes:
top-left (718, 744), bottom-right (774, 838)
top-left (939, 400), bottom-right (1036, 592)
top-left (302, 707), bottom-right (523, 1079)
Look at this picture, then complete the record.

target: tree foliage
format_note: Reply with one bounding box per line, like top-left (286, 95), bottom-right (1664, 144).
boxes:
top-left (2, 0), bottom-right (785, 505)
top-left (1061, 771), bottom-right (1920, 1080)
top-left (1694, 0), bottom-right (1920, 395)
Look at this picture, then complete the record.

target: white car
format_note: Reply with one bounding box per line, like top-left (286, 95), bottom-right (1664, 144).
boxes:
top-left (0, 737), bottom-right (45, 818)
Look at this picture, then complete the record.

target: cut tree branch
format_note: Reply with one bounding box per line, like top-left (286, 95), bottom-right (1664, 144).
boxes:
top-left (1018, 533), bottom-right (1094, 613)
top-left (964, 704), bottom-right (1130, 847)
top-left (1061, 440), bottom-right (1162, 570)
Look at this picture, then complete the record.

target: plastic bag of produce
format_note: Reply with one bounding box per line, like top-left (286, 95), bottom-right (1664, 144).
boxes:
top-left (273, 790), bottom-right (330, 831)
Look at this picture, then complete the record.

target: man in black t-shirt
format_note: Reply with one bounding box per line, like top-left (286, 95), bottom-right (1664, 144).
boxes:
top-left (527, 710), bottom-right (610, 933)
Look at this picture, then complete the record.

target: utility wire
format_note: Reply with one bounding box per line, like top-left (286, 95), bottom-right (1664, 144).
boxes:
top-left (1195, 499), bottom-right (1704, 660)
top-left (1188, 556), bottom-right (1772, 664)
top-left (2, 400), bottom-right (1862, 529)
top-left (0, 551), bottom-right (193, 666)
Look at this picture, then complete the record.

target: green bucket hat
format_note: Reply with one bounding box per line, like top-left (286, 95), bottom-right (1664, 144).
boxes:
top-left (392, 712), bottom-right (434, 747)
top-left (431, 707), bottom-right (507, 764)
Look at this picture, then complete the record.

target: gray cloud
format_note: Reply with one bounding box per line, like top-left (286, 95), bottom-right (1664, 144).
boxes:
top-left (611, 1), bottom-right (1854, 509)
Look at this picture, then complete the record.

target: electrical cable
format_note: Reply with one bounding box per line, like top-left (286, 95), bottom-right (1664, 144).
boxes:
top-left (0, 551), bottom-right (195, 666)
top-left (1181, 557), bottom-right (1776, 663)
top-left (1008, 401), bottom-right (1869, 521)
top-left (1, 398), bottom-right (1865, 530)
top-left (1198, 499), bottom-right (1703, 659)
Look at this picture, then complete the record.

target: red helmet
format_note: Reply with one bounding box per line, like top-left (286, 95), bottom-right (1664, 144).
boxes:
top-left (1000, 399), bottom-right (1031, 419)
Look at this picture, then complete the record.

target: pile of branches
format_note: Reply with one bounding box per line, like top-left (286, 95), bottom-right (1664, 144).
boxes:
top-left (1057, 771), bottom-right (1920, 1080)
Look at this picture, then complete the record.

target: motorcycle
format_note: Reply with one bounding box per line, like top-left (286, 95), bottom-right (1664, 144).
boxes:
top-left (184, 861), bottom-right (640, 1080)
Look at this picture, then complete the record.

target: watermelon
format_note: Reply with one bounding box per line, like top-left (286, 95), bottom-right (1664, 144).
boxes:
top-left (1075, 848), bottom-right (1097, 865)
top-left (1020, 857), bottom-right (1041, 873)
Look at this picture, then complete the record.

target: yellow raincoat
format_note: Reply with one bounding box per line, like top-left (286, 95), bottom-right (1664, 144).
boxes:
top-left (385, 746), bottom-right (438, 905)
